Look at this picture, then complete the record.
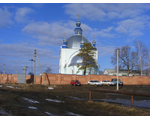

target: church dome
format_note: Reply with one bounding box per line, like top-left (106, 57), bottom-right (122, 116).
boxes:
top-left (68, 55), bottom-right (83, 66)
top-left (66, 35), bottom-right (90, 49)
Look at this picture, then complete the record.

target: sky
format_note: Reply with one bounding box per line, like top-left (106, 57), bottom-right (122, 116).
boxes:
top-left (0, 2), bottom-right (150, 74)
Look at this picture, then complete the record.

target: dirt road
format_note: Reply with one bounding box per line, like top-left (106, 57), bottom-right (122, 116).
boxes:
top-left (1, 83), bottom-right (150, 116)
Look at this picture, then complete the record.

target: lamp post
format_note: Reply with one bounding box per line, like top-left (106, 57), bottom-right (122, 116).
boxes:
top-left (34, 50), bottom-right (36, 84)
top-left (116, 48), bottom-right (119, 90)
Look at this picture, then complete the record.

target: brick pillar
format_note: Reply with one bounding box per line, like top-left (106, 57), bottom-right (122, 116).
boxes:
top-left (58, 74), bottom-right (61, 84)
top-left (43, 73), bottom-right (47, 85)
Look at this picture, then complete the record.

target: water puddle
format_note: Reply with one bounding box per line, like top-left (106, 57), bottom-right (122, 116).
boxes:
top-left (45, 99), bottom-right (64, 103)
top-left (48, 87), bottom-right (54, 90)
top-left (7, 86), bottom-right (14, 88)
top-left (68, 96), bottom-right (86, 100)
top-left (94, 98), bottom-right (150, 108)
top-left (0, 107), bottom-right (11, 116)
top-left (45, 112), bottom-right (56, 116)
top-left (66, 111), bottom-right (82, 116)
top-left (22, 97), bottom-right (40, 104)
top-left (28, 106), bottom-right (37, 109)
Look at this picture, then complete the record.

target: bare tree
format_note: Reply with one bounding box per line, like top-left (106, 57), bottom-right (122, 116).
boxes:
top-left (111, 45), bottom-right (136, 76)
top-left (45, 67), bottom-right (52, 73)
top-left (133, 41), bottom-right (148, 75)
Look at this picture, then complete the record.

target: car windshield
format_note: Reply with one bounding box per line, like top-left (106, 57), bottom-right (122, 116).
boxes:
top-left (94, 81), bottom-right (99, 82)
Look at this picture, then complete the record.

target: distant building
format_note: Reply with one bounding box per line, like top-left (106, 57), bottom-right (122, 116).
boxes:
top-left (103, 69), bottom-right (141, 76)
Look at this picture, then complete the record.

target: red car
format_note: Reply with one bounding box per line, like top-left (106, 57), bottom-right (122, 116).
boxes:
top-left (70, 80), bottom-right (81, 86)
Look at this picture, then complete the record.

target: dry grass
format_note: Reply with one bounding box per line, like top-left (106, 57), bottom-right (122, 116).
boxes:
top-left (86, 101), bottom-right (150, 116)
top-left (1, 83), bottom-right (48, 90)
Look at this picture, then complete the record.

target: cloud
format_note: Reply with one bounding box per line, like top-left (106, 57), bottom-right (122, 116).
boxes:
top-left (91, 26), bottom-right (115, 38)
top-left (0, 7), bottom-right (13, 27)
top-left (22, 20), bottom-right (93, 46)
top-left (115, 16), bottom-right (149, 36)
top-left (63, 3), bottom-right (150, 21)
top-left (97, 43), bottom-right (116, 57)
top-left (0, 43), bottom-right (59, 74)
top-left (15, 7), bottom-right (34, 23)
top-left (63, 3), bottom-right (106, 21)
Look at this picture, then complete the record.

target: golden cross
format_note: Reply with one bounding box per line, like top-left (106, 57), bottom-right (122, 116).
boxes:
top-left (64, 33), bottom-right (66, 38)
top-left (93, 35), bottom-right (95, 40)
top-left (77, 14), bottom-right (80, 20)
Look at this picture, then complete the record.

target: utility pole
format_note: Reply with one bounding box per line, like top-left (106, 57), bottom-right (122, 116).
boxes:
top-left (117, 48), bottom-right (119, 90)
top-left (148, 52), bottom-right (150, 75)
top-left (29, 59), bottom-right (34, 73)
top-left (34, 50), bottom-right (36, 84)
top-left (4, 64), bottom-right (5, 74)
top-left (36, 51), bottom-right (46, 85)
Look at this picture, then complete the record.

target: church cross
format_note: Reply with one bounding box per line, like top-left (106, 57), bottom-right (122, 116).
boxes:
top-left (64, 33), bottom-right (66, 39)
top-left (93, 35), bottom-right (95, 40)
top-left (77, 14), bottom-right (80, 21)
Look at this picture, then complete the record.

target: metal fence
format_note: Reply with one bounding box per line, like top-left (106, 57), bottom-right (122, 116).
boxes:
top-left (89, 89), bottom-right (150, 108)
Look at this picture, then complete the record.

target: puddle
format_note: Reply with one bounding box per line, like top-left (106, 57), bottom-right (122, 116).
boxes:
top-left (16, 87), bottom-right (21, 89)
top-left (22, 97), bottom-right (40, 103)
top-left (45, 112), bottom-right (56, 116)
top-left (68, 96), bottom-right (86, 100)
top-left (0, 107), bottom-right (11, 116)
top-left (28, 106), bottom-right (37, 109)
top-left (48, 87), bottom-right (54, 90)
top-left (0, 85), bottom-right (3, 87)
top-left (94, 98), bottom-right (150, 108)
top-left (45, 99), bottom-right (64, 103)
top-left (7, 86), bottom-right (14, 88)
top-left (66, 111), bottom-right (82, 116)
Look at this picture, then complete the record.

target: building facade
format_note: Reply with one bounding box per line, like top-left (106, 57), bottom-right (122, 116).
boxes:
top-left (59, 19), bottom-right (99, 75)
top-left (103, 69), bottom-right (141, 76)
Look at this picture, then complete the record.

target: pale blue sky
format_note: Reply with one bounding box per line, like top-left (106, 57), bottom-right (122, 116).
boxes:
top-left (0, 2), bottom-right (150, 74)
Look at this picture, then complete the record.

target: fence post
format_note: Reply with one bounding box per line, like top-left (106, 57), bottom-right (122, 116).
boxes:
top-left (89, 91), bottom-right (91, 101)
top-left (131, 95), bottom-right (133, 108)
top-left (106, 93), bottom-right (107, 102)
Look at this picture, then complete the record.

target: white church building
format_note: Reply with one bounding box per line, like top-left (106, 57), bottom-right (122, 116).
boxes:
top-left (59, 19), bottom-right (99, 75)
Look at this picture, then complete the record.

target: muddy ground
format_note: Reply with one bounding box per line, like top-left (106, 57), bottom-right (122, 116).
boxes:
top-left (1, 83), bottom-right (150, 116)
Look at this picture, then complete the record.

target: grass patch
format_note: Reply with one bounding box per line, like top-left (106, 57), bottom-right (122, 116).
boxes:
top-left (85, 101), bottom-right (150, 116)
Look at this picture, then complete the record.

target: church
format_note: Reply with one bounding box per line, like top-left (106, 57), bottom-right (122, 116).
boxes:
top-left (59, 17), bottom-right (99, 75)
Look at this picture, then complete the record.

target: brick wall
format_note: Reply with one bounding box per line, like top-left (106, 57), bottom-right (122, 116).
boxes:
top-left (0, 73), bottom-right (150, 85)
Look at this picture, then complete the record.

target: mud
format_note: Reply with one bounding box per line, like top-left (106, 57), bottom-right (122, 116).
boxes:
top-left (0, 83), bottom-right (150, 116)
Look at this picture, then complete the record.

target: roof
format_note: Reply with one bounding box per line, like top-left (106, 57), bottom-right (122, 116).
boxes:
top-left (66, 35), bottom-right (90, 49)
top-left (104, 69), bottom-right (140, 74)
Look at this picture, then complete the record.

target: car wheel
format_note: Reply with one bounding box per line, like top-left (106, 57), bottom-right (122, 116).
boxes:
top-left (74, 84), bottom-right (76, 86)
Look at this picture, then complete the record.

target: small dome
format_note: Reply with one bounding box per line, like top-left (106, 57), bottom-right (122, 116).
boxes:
top-left (76, 20), bottom-right (81, 26)
top-left (92, 39), bottom-right (96, 44)
top-left (66, 35), bottom-right (90, 49)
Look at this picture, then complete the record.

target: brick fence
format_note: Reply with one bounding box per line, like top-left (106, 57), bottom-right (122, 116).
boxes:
top-left (0, 73), bottom-right (150, 85)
